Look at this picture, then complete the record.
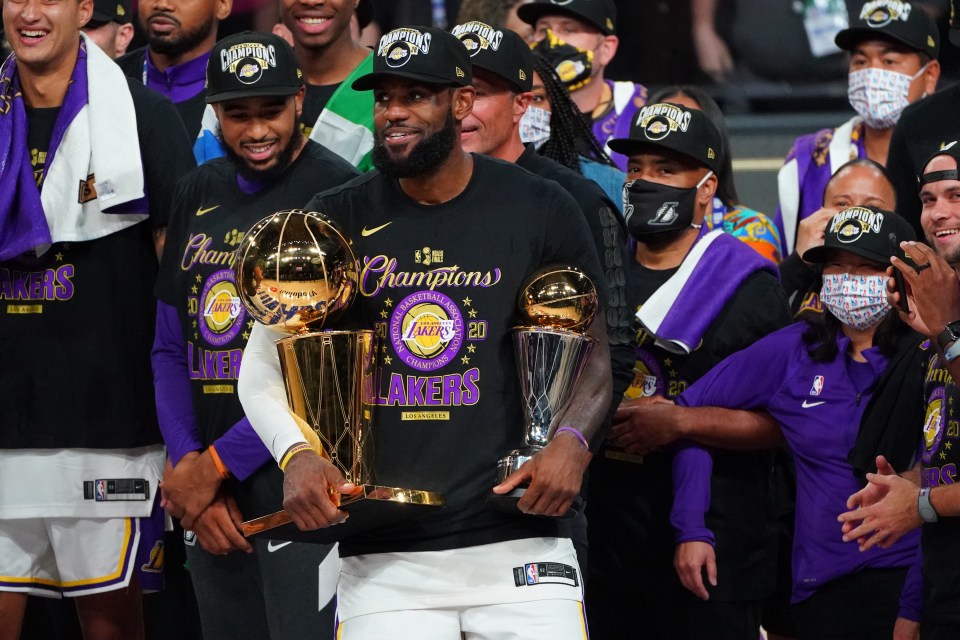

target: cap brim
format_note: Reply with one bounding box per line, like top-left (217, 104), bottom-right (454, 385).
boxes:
top-left (352, 70), bottom-right (467, 91)
top-left (515, 3), bottom-right (611, 34)
top-left (834, 27), bottom-right (920, 52)
top-left (86, 9), bottom-right (113, 26)
top-left (205, 85), bottom-right (301, 104)
top-left (802, 244), bottom-right (889, 265)
top-left (607, 137), bottom-right (716, 171)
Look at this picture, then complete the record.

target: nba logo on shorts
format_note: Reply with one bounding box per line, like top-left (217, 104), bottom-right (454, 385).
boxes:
top-left (526, 564), bottom-right (539, 585)
top-left (95, 480), bottom-right (107, 501)
top-left (809, 375), bottom-right (824, 396)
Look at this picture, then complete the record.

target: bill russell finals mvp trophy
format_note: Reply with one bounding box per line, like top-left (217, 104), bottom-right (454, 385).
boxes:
top-left (490, 266), bottom-right (598, 515)
top-left (235, 209), bottom-right (444, 537)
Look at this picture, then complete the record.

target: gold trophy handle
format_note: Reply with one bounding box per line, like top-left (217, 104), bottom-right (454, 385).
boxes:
top-left (242, 510), bottom-right (294, 537)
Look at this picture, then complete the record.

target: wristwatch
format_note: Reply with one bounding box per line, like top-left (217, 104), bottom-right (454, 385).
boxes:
top-left (918, 487), bottom-right (939, 523)
top-left (936, 320), bottom-right (960, 350)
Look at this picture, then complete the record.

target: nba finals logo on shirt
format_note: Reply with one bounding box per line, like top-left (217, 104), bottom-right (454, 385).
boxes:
top-left (451, 22), bottom-right (504, 57)
top-left (829, 206), bottom-right (884, 244)
top-left (200, 269), bottom-right (245, 347)
top-left (391, 291), bottom-right (464, 372)
top-left (379, 28), bottom-right (433, 69)
top-left (220, 42), bottom-right (278, 85)
top-left (635, 104), bottom-right (692, 142)
top-left (861, 0), bottom-right (911, 28)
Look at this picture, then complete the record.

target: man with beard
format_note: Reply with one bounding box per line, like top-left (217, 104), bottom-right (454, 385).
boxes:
top-left (237, 26), bottom-right (612, 639)
top-left (585, 104), bottom-right (791, 639)
top-left (151, 32), bottom-right (357, 640)
top-left (118, 0), bottom-right (231, 139)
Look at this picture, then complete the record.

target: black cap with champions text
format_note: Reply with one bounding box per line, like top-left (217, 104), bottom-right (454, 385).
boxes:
top-left (608, 103), bottom-right (722, 174)
top-left (205, 32), bottom-right (304, 104)
top-left (353, 26), bottom-right (472, 91)
top-left (87, 0), bottom-right (131, 27)
top-left (451, 21), bottom-right (533, 92)
top-left (517, 0), bottom-right (616, 36)
top-left (803, 206), bottom-right (916, 264)
top-left (835, 0), bottom-right (939, 60)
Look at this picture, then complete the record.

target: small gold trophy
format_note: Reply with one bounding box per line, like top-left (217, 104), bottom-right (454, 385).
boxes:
top-left (235, 210), bottom-right (444, 537)
top-left (490, 266), bottom-right (598, 515)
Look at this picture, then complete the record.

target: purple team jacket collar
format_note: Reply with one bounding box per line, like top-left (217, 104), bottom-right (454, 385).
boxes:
top-left (145, 50), bottom-right (209, 104)
top-left (0, 39), bottom-right (89, 261)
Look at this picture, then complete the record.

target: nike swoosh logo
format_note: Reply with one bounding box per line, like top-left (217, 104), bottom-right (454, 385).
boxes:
top-left (266, 540), bottom-right (294, 552)
top-left (361, 222), bottom-right (392, 236)
top-left (801, 400), bottom-right (825, 408)
top-left (196, 205), bottom-right (219, 217)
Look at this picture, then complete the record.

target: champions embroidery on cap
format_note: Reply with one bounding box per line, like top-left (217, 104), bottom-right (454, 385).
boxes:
top-left (829, 206), bottom-right (884, 244)
top-left (379, 28), bottom-right (433, 69)
top-left (451, 21), bottom-right (504, 57)
top-left (220, 42), bottom-right (278, 85)
top-left (860, 0), bottom-right (912, 28)
top-left (635, 103), bottom-right (692, 142)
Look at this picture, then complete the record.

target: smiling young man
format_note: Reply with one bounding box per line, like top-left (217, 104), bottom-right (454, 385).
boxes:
top-left (775, 0), bottom-right (939, 254)
top-left (237, 25), bottom-right (612, 639)
top-left (117, 0), bottom-right (232, 139)
top-left (152, 31), bottom-right (357, 640)
top-left (0, 0), bottom-right (195, 635)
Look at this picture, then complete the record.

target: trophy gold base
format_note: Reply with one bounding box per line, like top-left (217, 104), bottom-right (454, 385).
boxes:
top-left (242, 485), bottom-right (445, 540)
top-left (489, 447), bottom-right (581, 518)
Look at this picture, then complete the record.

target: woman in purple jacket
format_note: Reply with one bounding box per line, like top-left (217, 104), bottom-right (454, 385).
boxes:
top-left (625, 206), bottom-right (923, 639)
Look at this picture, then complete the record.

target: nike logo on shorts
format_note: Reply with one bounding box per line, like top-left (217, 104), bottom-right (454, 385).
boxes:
top-left (801, 400), bottom-right (825, 408)
top-left (267, 540), bottom-right (294, 552)
top-left (361, 222), bottom-right (392, 236)
top-left (196, 205), bottom-right (219, 217)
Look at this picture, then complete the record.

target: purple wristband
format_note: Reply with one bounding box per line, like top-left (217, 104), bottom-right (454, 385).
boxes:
top-left (554, 426), bottom-right (588, 449)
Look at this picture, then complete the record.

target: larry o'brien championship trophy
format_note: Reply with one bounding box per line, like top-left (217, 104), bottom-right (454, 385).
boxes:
top-left (235, 209), bottom-right (444, 538)
top-left (490, 266), bottom-right (598, 516)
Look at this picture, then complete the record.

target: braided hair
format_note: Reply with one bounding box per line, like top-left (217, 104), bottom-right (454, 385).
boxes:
top-left (532, 53), bottom-right (616, 173)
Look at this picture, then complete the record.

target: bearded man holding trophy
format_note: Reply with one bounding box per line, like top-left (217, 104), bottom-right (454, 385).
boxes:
top-left (236, 25), bottom-right (612, 640)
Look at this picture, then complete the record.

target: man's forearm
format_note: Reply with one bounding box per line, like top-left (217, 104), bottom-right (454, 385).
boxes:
top-left (555, 315), bottom-right (613, 449)
top-left (675, 406), bottom-right (784, 451)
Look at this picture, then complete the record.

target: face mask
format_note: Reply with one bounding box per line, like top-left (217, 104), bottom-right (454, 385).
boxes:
top-left (519, 105), bottom-right (551, 149)
top-left (847, 64), bottom-right (927, 130)
top-left (820, 273), bottom-right (891, 330)
top-left (531, 29), bottom-right (593, 92)
top-left (623, 172), bottom-right (713, 239)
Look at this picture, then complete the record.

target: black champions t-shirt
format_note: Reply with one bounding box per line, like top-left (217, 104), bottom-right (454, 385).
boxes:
top-left (305, 154), bottom-right (607, 556)
top-left (0, 79), bottom-right (196, 449)
top-left (919, 351), bottom-right (960, 624)
top-left (589, 258), bottom-right (791, 602)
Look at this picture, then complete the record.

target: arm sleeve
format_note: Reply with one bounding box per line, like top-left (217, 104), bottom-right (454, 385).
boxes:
top-left (671, 441), bottom-right (716, 545)
top-left (151, 300), bottom-right (203, 465)
top-left (897, 544), bottom-right (923, 622)
top-left (237, 322), bottom-right (308, 464)
top-left (212, 417), bottom-right (275, 481)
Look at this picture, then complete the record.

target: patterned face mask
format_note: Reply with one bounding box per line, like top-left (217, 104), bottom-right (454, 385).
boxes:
top-left (820, 273), bottom-right (891, 330)
top-left (519, 106), bottom-right (551, 149)
top-left (847, 64), bottom-right (927, 130)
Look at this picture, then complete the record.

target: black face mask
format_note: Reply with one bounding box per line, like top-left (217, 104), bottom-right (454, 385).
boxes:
top-left (622, 175), bottom-right (711, 240)
top-left (531, 29), bottom-right (594, 92)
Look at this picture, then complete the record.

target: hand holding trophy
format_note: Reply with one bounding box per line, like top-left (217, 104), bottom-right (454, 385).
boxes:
top-left (235, 210), bottom-right (444, 537)
top-left (490, 266), bottom-right (598, 516)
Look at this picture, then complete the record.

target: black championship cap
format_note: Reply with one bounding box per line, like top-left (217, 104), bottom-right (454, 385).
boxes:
top-left (87, 0), bottom-right (130, 26)
top-left (517, 0), bottom-right (616, 36)
top-left (608, 103), bottom-right (722, 174)
top-left (835, 0), bottom-right (939, 60)
top-left (206, 32), bottom-right (304, 104)
top-left (451, 21), bottom-right (533, 92)
top-left (803, 206), bottom-right (916, 264)
top-left (353, 26), bottom-right (471, 91)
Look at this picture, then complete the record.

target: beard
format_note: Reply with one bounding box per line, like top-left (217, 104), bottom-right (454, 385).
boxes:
top-left (146, 14), bottom-right (215, 57)
top-left (372, 110), bottom-right (458, 179)
top-left (219, 124), bottom-right (304, 184)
